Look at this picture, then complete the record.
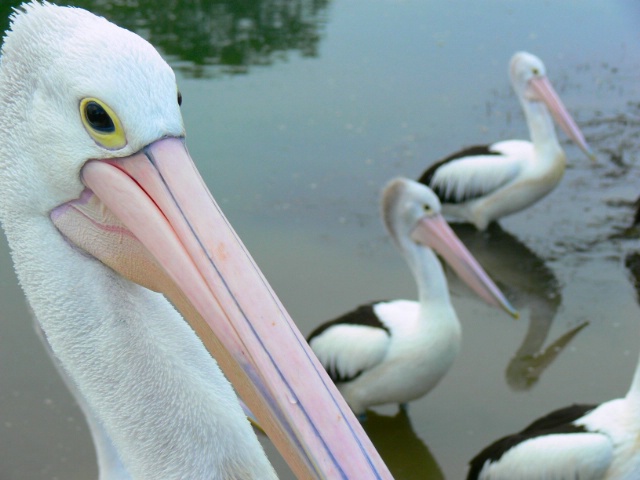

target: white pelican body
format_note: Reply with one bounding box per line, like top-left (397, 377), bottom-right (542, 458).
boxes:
top-left (419, 52), bottom-right (594, 231)
top-left (0, 3), bottom-right (391, 479)
top-left (468, 359), bottom-right (640, 480)
top-left (468, 253), bottom-right (640, 479)
top-left (308, 179), bottom-right (518, 416)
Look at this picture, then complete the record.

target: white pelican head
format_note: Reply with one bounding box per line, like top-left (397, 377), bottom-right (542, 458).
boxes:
top-left (0, 2), bottom-right (183, 215)
top-left (0, 2), bottom-right (390, 478)
top-left (509, 51), bottom-right (594, 160)
top-left (382, 178), bottom-right (518, 318)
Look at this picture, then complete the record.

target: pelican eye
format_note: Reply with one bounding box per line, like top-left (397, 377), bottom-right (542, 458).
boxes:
top-left (80, 98), bottom-right (126, 150)
top-left (177, 91), bottom-right (182, 106)
top-left (532, 67), bottom-right (540, 75)
top-left (85, 101), bottom-right (114, 132)
top-left (423, 204), bottom-right (433, 213)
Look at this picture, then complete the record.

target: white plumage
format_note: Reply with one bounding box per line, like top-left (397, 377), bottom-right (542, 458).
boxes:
top-left (310, 312), bottom-right (393, 382)
top-left (419, 52), bottom-right (594, 231)
top-left (475, 433), bottom-right (612, 479)
top-left (308, 178), bottom-right (517, 416)
top-left (0, 3), bottom-right (390, 479)
top-left (429, 141), bottom-right (528, 202)
top-left (468, 357), bottom-right (640, 479)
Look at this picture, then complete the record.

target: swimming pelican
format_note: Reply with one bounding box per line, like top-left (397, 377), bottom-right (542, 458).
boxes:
top-left (0, 3), bottom-right (391, 479)
top-left (307, 178), bottom-right (518, 417)
top-left (467, 260), bottom-right (640, 479)
top-left (418, 51), bottom-right (594, 231)
top-left (467, 353), bottom-right (640, 479)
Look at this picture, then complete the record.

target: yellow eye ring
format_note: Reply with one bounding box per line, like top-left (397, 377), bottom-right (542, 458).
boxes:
top-left (80, 97), bottom-right (126, 150)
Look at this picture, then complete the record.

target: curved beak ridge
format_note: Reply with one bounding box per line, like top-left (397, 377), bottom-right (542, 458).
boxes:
top-left (52, 137), bottom-right (391, 479)
top-left (411, 213), bottom-right (519, 319)
top-left (529, 76), bottom-right (595, 161)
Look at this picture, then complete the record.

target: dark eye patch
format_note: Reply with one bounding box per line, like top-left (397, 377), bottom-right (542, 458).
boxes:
top-left (84, 101), bottom-right (115, 133)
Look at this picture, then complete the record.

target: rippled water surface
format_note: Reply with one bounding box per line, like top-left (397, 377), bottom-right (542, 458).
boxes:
top-left (1, 1), bottom-right (640, 479)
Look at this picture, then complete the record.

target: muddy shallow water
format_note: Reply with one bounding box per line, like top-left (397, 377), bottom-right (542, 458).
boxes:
top-left (1, 1), bottom-right (640, 479)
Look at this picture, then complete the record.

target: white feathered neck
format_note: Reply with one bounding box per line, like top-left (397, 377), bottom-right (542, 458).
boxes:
top-left (382, 179), bottom-right (452, 309)
top-left (0, 3), bottom-right (275, 478)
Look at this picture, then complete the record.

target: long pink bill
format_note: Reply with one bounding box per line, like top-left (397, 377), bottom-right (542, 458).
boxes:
top-left (51, 137), bottom-right (392, 480)
top-left (529, 75), bottom-right (595, 160)
top-left (411, 213), bottom-right (518, 319)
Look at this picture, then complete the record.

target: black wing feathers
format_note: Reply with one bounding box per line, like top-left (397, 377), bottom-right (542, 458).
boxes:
top-left (307, 301), bottom-right (390, 342)
top-left (466, 403), bottom-right (597, 480)
top-left (418, 145), bottom-right (501, 204)
top-left (307, 301), bottom-right (391, 383)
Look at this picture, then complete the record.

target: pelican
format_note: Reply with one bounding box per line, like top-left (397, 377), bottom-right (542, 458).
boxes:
top-left (307, 178), bottom-right (518, 417)
top-left (467, 262), bottom-right (640, 479)
top-left (418, 51), bottom-right (594, 231)
top-left (467, 355), bottom-right (640, 479)
top-left (0, 2), bottom-right (392, 479)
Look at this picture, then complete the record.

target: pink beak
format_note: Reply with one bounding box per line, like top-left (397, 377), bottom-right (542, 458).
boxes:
top-left (411, 213), bottom-right (518, 318)
top-left (52, 137), bottom-right (392, 479)
top-left (529, 75), bottom-right (595, 160)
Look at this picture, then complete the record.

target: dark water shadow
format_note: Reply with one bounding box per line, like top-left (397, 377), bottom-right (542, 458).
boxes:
top-left (362, 409), bottom-right (444, 480)
top-left (449, 222), bottom-right (587, 391)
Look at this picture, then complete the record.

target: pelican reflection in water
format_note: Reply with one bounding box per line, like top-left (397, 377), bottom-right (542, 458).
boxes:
top-left (363, 409), bottom-right (445, 480)
top-left (448, 223), bottom-right (588, 390)
top-left (467, 249), bottom-right (640, 478)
